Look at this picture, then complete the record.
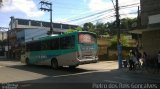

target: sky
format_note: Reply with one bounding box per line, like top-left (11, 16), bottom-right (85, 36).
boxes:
top-left (0, 0), bottom-right (140, 27)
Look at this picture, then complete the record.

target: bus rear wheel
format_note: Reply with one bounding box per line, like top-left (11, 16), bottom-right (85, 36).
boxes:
top-left (51, 59), bottom-right (58, 70)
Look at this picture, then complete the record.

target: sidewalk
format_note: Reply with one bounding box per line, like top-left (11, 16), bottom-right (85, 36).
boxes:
top-left (0, 58), bottom-right (19, 61)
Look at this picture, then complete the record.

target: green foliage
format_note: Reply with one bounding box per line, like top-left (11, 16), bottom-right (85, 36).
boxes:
top-left (120, 34), bottom-right (129, 47)
top-left (83, 22), bottom-right (95, 32)
top-left (110, 34), bottom-right (131, 48)
top-left (120, 18), bottom-right (137, 30)
top-left (95, 22), bottom-right (107, 36)
top-left (75, 27), bottom-right (83, 31)
top-left (81, 17), bottom-right (137, 37)
top-left (65, 27), bottom-right (83, 33)
top-left (65, 29), bottom-right (76, 34)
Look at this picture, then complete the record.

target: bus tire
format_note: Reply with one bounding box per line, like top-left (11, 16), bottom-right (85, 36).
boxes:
top-left (51, 59), bottom-right (58, 70)
top-left (26, 58), bottom-right (30, 65)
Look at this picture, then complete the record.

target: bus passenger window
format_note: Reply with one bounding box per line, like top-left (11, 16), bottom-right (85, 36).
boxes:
top-left (60, 36), bottom-right (75, 49)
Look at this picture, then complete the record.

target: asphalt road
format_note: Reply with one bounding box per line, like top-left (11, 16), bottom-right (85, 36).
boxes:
top-left (0, 60), bottom-right (160, 89)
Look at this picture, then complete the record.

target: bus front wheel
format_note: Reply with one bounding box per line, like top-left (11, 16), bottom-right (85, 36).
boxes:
top-left (51, 59), bottom-right (58, 70)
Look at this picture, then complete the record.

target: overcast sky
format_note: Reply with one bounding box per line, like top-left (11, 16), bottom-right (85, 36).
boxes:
top-left (0, 0), bottom-right (140, 27)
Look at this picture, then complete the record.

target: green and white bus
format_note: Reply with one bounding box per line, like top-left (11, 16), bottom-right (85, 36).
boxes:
top-left (21, 31), bottom-right (98, 69)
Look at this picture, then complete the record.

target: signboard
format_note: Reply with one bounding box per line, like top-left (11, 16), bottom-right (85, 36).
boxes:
top-left (149, 14), bottom-right (160, 24)
top-left (79, 34), bottom-right (95, 44)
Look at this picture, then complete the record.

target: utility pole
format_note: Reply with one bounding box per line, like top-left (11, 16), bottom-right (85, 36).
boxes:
top-left (40, 0), bottom-right (53, 35)
top-left (137, 6), bottom-right (141, 28)
top-left (115, 0), bottom-right (122, 69)
top-left (0, 0), bottom-right (2, 8)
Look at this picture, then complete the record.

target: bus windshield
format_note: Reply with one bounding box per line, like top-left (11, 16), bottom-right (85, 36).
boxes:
top-left (79, 33), bottom-right (96, 44)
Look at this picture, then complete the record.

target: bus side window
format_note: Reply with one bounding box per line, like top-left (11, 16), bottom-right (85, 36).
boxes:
top-left (69, 35), bottom-right (75, 48)
top-left (60, 37), bottom-right (66, 49)
top-left (50, 38), bottom-right (59, 50)
top-left (41, 41), bottom-right (48, 50)
top-left (60, 36), bottom-right (75, 49)
top-left (35, 41), bottom-right (41, 51)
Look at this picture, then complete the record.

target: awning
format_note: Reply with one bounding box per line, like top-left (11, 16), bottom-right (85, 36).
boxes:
top-left (128, 29), bottom-right (147, 34)
top-left (128, 28), bottom-right (160, 34)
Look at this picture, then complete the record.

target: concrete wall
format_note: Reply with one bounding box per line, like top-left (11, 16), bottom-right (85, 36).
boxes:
top-left (142, 29), bottom-right (160, 56)
top-left (140, 0), bottom-right (160, 27)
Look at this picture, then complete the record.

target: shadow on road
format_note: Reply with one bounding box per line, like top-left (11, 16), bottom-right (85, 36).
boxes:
top-left (7, 64), bottom-right (97, 76)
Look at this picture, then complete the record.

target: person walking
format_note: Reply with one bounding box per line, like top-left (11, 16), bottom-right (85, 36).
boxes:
top-left (128, 50), bottom-right (136, 71)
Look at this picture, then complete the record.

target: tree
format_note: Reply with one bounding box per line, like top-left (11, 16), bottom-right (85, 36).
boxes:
top-left (95, 22), bottom-right (112, 36)
top-left (110, 34), bottom-right (130, 48)
top-left (83, 22), bottom-right (95, 32)
top-left (120, 18), bottom-right (137, 30)
top-left (65, 27), bottom-right (83, 33)
top-left (81, 17), bottom-right (137, 37)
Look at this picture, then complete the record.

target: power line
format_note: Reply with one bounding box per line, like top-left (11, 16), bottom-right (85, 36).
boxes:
top-left (120, 3), bottom-right (139, 8)
top-left (63, 3), bottom-right (139, 23)
top-left (68, 10), bottom-right (114, 23)
top-left (69, 5), bottom-right (139, 24)
top-left (66, 9), bottom-right (115, 23)
top-left (24, 11), bottom-right (138, 41)
top-left (79, 11), bottom-right (137, 25)
top-left (0, 27), bottom-right (9, 32)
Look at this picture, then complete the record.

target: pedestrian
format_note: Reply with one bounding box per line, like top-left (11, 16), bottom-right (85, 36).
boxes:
top-left (132, 52), bottom-right (138, 70)
top-left (128, 50), bottom-right (136, 71)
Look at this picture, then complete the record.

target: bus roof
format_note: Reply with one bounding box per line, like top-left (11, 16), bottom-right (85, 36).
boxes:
top-left (26, 31), bottom-right (96, 43)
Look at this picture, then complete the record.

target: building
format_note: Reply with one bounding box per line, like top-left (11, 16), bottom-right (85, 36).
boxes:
top-left (0, 31), bottom-right (7, 40)
top-left (140, 0), bottom-right (160, 28)
top-left (140, 0), bottom-right (160, 56)
top-left (0, 27), bottom-right (8, 58)
top-left (0, 31), bottom-right (7, 57)
top-left (9, 16), bottom-right (78, 59)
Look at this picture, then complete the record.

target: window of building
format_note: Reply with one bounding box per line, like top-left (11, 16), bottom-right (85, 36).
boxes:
top-left (62, 24), bottom-right (70, 29)
top-left (42, 22), bottom-right (50, 27)
top-left (53, 23), bottom-right (61, 28)
top-left (31, 21), bottom-right (41, 26)
top-left (18, 19), bottom-right (29, 25)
